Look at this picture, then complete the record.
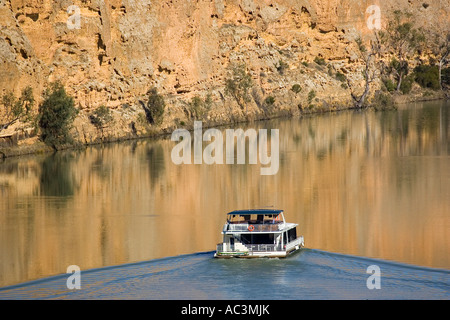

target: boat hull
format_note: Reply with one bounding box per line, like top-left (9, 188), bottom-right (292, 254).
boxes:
top-left (214, 241), bottom-right (303, 259)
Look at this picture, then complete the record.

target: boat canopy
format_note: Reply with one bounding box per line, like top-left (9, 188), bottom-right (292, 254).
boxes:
top-left (227, 209), bottom-right (283, 216)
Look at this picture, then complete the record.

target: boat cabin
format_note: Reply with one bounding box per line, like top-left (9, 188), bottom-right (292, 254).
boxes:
top-left (215, 209), bottom-right (304, 258)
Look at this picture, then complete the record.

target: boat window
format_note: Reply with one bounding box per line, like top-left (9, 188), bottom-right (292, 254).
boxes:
top-left (287, 228), bottom-right (297, 242)
top-left (228, 215), bottom-right (247, 223)
top-left (241, 233), bottom-right (274, 244)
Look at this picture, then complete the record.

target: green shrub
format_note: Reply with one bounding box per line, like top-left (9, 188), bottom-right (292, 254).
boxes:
top-left (400, 74), bottom-right (415, 94)
top-left (276, 60), bottom-right (289, 75)
top-left (382, 77), bottom-right (396, 92)
top-left (314, 56), bottom-right (326, 66)
top-left (307, 90), bottom-right (316, 103)
top-left (291, 84), bottom-right (302, 94)
top-left (225, 63), bottom-right (253, 111)
top-left (389, 58), bottom-right (409, 90)
top-left (371, 91), bottom-right (396, 110)
top-left (90, 105), bottom-right (113, 129)
top-left (38, 82), bottom-right (78, 146)
top-left (413, 64), bottom-right (440, 90)
top-left (264, 96), bottom-right (275, 106)
top-left (335, 72), bottom-right (347, 83)
top-left (136, 112), bottom-right (148, 126)
top-left (442, 67), bottom-right (450, 87)
top-left (145, 87), bottom-right (165, 125)
top-left (187, 94), bottom-right (212, 120)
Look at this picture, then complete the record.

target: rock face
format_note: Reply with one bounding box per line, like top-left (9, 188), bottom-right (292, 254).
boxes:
top-left (0, 0), bottom-right (449, 146)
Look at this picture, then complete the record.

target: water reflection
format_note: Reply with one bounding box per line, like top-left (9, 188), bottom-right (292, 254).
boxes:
top-left (38, 153), bottom-right (79, 197)
top-left (0, 101), bottom-right (449, 287)
top-left (146, 144), bottom-right (165, 184)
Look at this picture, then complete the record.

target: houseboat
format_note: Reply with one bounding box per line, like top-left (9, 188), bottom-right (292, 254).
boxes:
top-left (214, 209), bottom-right (304, 258)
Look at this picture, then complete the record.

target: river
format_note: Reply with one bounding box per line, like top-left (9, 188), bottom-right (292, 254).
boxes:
top-left (0, 100), bottom-right (449, 299)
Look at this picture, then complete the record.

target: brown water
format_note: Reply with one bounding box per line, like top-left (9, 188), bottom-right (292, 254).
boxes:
top-left (0, 101), bottom-right (449, 287)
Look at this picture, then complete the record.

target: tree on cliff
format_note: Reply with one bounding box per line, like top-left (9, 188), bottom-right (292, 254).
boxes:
top-left (38, 82), bottom-right (78, 147)
top-left (378, 10), bottom-right (425, 92)
top-left (345, 35), bottom-right (382, 109)
top-left (0, 86), bottom-right (34, 133)
top-left (426, 31), bottom-right (450, 90)
top-left (225, 63), bottom-right (253, 114)
top-left (144, 87), bottom-right (165, 126)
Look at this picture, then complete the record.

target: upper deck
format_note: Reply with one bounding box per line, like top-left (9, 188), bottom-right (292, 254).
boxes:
top-left (223, 209), bottom-right (296, 233)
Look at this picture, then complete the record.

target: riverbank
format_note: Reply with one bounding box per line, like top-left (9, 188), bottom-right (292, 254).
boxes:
top-left (1, 86), bottom-right (447, 160)
top-left (0, 90), bottom-right (447, 158)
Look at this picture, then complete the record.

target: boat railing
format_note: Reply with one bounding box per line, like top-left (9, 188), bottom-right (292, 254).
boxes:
top-left (224, 223), bottom-right (284, 232)
top-left (216, 243), bottom-right (283, 253)
top-left (247, 243), bottom-right (283, 252)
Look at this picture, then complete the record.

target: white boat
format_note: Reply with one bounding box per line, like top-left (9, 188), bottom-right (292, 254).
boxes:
top-left (214, 209), bottom-right (304, 258)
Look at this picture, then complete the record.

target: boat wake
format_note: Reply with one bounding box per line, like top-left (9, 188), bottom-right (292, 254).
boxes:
top-left (0, 249), bottom-right (448, 299)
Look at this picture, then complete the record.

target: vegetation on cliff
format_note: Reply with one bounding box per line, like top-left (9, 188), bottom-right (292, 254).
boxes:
top-left (143, 88), bottom-right (165, 126)
top-left (38, 82), bottom-right (78, 147)
top-left (89, 105), bottom-right (114, 130)
top-left (378, 10), bottom-right (426, 93)
top-left (225, 63), bottom-right (253, 114)
top-left (342, 9), bottom-right (449, 109)
top-left (0, 86), bottom-right (34, 133)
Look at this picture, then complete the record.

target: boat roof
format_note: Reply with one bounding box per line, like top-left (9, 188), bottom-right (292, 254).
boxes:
top-left (227, 209), bottom-right (283, 216)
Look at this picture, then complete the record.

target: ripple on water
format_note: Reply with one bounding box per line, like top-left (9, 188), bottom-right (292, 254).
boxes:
top-left (0, 250), bottom-right (448, 300)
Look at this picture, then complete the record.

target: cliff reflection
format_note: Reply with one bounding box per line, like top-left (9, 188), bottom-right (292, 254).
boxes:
top-left (0, 101), bottom-right (448, 287)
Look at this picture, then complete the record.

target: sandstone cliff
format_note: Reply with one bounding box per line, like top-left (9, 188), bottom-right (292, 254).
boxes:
top-left (0, 0), bottom-right (449, 149)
